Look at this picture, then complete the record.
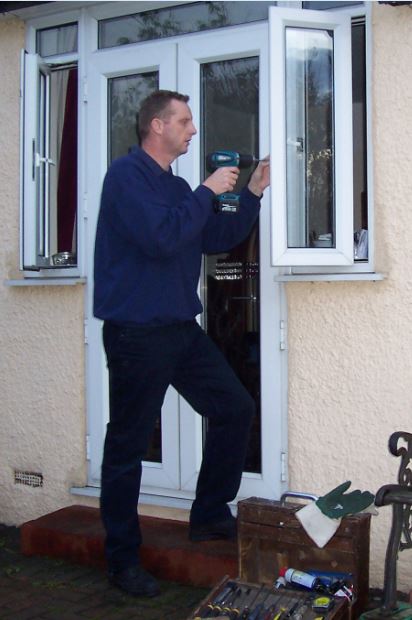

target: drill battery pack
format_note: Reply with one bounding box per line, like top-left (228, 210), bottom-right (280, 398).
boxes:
top-left (214, 192), bottom-right (240, 213)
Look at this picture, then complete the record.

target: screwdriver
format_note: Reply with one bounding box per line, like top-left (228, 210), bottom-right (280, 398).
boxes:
top-left (211, 586), bottom-right (242, 617)
top-left (194, 582), bottom-right (237, 619)
top-left (240, 584), bottom-right (266, 619)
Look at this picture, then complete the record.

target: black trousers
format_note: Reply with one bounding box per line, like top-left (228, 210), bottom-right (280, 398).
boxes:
top-left (101, 319), bottom-right (255, 572)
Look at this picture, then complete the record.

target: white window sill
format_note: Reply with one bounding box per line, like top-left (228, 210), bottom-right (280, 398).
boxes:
top-left (4, 277), bottom-right (86, 287)
top-left (274, 272), bottom-right (384, 282)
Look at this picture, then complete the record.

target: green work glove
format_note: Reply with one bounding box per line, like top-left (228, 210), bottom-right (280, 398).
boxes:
top-left (316, 481), bottom-right (375, 519)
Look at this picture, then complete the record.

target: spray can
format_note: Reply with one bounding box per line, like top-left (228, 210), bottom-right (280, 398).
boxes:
top-left (279, 567), bottom-right (326, 592)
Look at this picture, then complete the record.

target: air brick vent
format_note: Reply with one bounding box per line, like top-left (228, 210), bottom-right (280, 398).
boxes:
top-left (14, 470), bottom-right (43, 488)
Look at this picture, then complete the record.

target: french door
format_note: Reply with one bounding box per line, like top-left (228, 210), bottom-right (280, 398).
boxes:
top-left (85, 23), bottom-right (286, 505)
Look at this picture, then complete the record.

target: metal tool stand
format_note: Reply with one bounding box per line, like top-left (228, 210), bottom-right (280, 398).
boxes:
top-left (361, 432), bottom-right (412, 619)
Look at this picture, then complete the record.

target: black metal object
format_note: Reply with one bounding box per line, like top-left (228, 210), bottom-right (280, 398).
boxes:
top-left (374, 431), bottom-right (412, 613)
top-left (0, 2), bottom-right (50, 11)
top-left (378, 2), bottom-right (412, 6)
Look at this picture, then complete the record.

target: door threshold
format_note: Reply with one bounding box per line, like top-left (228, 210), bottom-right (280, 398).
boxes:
top-left (71, 485), bottom-right (194, 517)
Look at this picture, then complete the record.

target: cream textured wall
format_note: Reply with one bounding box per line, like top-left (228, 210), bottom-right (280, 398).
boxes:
top-left (0, 17), bottom-right (88, 525)
top-left (286, 3), bottom-right (412, 591)
top-left (1, 1), bottom-right (412, 593)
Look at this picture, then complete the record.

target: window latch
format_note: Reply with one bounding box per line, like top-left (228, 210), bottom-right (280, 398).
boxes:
top-left (34, 153), bottom-right (56, 167)
top-left (287, 137), bottom-right (304, 153)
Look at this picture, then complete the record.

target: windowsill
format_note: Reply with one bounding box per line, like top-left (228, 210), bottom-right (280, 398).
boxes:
top-left (4, 277), bottom-right (86, 287)
top-left (274, 272), bottom-right (385, 282)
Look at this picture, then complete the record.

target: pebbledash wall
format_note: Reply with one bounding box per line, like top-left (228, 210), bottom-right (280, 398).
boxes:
top-left (1, 2), bottom-right (412, 591)
top-left (287, 3), bottom-right (412, 592)
top-left (0, 17), bottom-right (89, 524)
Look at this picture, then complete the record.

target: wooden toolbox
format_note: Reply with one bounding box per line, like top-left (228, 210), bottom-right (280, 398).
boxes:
top-left (237, 497), bottom-right (372, 619)
top-left (187, 576), bottom-right (348, 620)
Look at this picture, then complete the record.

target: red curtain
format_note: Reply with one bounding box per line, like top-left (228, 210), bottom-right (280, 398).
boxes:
top-left (57, 68), bottom-right (78, 253)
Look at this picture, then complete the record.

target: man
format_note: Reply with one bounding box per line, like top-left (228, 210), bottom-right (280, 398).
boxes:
top-left (93, 90), bottom-right (270, 598)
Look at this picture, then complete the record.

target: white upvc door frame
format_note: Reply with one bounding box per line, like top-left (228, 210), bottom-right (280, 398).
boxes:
top-left (178, 22), bottom-right (287, 501)
top-left (84, 20), bottom-right (288, 507)
top-left (85, 39), bottom-right (181, 491)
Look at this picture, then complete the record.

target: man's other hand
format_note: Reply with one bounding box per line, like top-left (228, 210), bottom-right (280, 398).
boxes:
top-left (248, 156), bottom-right (270, 197)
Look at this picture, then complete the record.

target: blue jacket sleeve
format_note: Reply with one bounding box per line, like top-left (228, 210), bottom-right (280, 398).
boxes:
top-left (201, 186), bottom-right (261, 254)
top-left (101, 159), bottom-right (215, 258)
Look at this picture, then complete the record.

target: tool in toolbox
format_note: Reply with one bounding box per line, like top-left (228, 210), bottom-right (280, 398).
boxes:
top-left (278, 567), bottom-right (353, 601)
top-left (205, 150), bottom-right (263, 213)
top-left (191, 578), bottom-right (347, 620)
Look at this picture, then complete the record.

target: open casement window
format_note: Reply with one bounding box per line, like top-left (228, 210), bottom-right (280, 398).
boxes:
top-left (270, 8), bottom-right (354, 267)
top-left (21, 51), bottom-right (78, 271)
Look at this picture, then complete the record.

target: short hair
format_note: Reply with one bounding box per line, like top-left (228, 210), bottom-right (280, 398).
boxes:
top-left (136, 90), bottom-right (190, 144)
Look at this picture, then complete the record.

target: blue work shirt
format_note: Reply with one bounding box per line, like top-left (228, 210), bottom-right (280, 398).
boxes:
top-left (93, 146), bottom-right (261, 325)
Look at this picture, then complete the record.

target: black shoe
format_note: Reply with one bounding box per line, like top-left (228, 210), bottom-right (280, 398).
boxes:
top-left (189, 516), bottom-right (237, 542)
top-left (108, 565), bottom-right (160, 597)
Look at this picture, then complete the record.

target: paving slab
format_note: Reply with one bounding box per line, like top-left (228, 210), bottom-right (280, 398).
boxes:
top-left (0, 525), bottom-right (208, 620)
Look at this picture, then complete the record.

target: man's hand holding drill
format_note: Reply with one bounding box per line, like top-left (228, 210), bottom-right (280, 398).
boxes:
top-left (202, 154), bottom-right (270, 201)
top-left (202, 166), bottom-right (240, 196)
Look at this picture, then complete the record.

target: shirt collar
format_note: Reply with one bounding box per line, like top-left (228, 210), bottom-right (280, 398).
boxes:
top-left (131, 145), bottom-right (172, 177)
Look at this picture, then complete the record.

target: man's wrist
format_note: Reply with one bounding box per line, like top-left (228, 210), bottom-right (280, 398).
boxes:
top-left (247, 181), bottom-right (263, 197)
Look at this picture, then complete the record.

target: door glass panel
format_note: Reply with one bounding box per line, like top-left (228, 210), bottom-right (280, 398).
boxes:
top-left (108, 72), bottom-right (158, 161)
top-left (108, 71), bottom-right (161, 462)
top-left (285, 27), bottom-right (334, 249)
top-left (201, 57), bottom-right (261, 474)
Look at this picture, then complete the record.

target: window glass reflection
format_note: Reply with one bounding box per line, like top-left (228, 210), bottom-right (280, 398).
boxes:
top-left (286, 27), bottom-right (334, 249)
top-left (108, 72), bottom-right (158, 163)
top-left (201, 57), bottom-right (262, 474)
top-left (108, 71), bottom-right (161, 462)
top-left (99, 2), bottom-right (276, 49)
top-left (37, 23), bottom-right (78, 57)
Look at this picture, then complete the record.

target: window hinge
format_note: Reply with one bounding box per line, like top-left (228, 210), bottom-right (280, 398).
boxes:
top-left (86, 435), bottom-right (90, 461)
top-left (84, 318), bottom-right (89, 344)
top-left (280, 451), bottom-right (287, 482)
top-left (82, 77), bottom-right (88, 103)
top-left (83, 193), bottom-right (88, 220)
top-left (280, 320), bottom-right (287, 351)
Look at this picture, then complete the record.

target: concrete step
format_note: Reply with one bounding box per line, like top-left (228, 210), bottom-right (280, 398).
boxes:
top-left (20, 505), bottom-right (238, 587)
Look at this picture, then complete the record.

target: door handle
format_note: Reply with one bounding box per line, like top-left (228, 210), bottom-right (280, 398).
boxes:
top-left (230, 295), bottom-right (257, 302)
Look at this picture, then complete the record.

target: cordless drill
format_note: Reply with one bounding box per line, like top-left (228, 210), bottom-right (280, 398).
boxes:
top-left (206, 150), bottom-right (260, 213)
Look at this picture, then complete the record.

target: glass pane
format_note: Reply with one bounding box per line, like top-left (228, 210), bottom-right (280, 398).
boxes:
top-left (303, 1), bottom-right (362, 9)
top-left (99, 2), bottom-right (276, 49)
top-left (108, 72), bottom-right (158, 163)
top-left (46, 66), bottom-right (78, 266)
top-left (201, 57), bottom-right (262, 474)
top-left (352, 23), bottom-right (368, 260)
top-left (285, 27), bottom-right (334, 249)
top-left (108, 71), bottom-right (160, 462)
top-left (37, 23), bottom-right (78, 57)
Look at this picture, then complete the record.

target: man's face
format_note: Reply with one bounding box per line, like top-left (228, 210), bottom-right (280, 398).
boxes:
top-left (160, 100), bottom-right (197, 159)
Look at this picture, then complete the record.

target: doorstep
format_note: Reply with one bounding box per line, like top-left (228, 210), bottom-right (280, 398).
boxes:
top-left (20, 505), bottom-right (238, 587)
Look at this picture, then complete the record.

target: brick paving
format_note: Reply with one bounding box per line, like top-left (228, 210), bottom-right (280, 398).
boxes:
top-left (0, 525), bottom-right (208, 620)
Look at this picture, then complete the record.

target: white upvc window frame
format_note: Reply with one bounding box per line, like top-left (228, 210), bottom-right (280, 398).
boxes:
top-left (20, 8), bottom-right (84, 280)
top-left (270, 6), bottom-right (354, 268)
